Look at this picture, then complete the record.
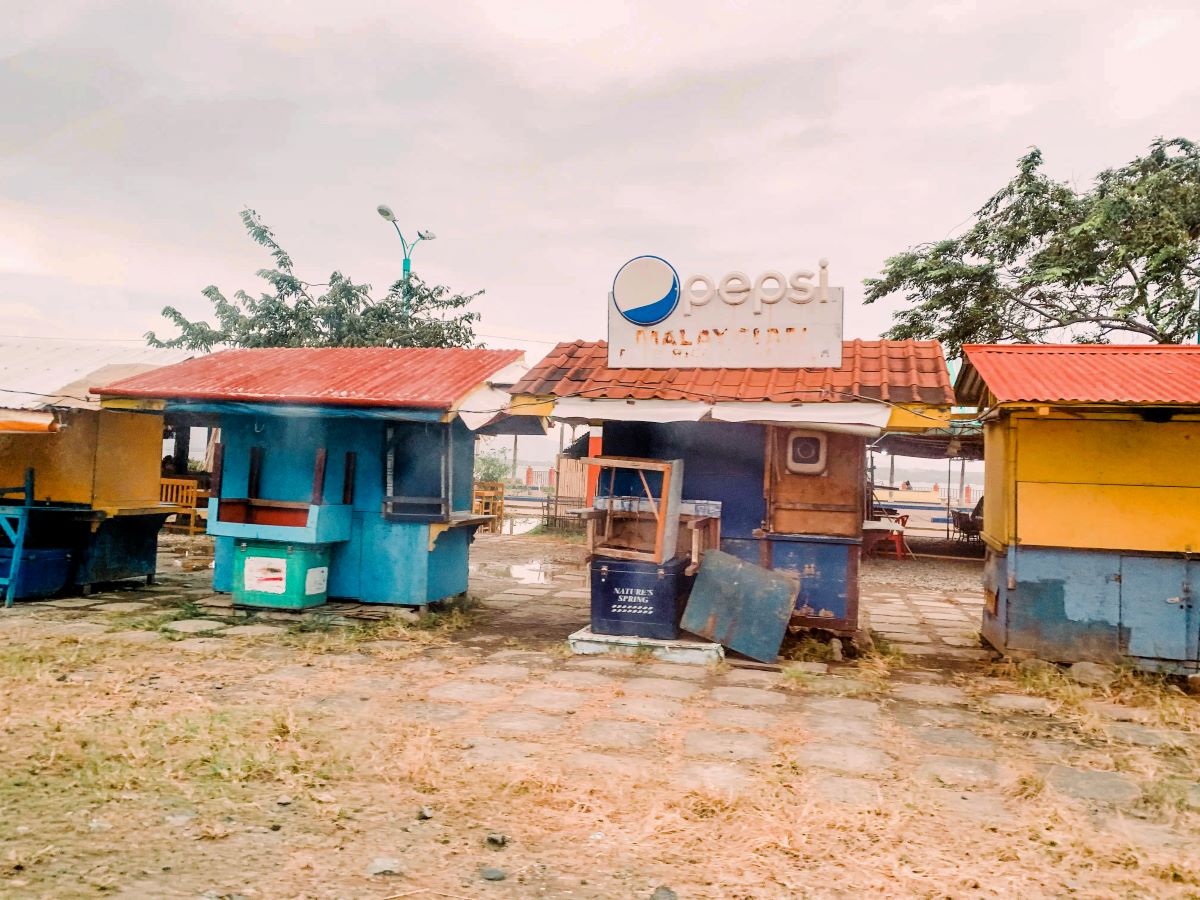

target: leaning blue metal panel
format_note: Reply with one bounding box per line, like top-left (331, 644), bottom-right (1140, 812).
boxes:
top-left (681, 550), bottom-right (796, 663)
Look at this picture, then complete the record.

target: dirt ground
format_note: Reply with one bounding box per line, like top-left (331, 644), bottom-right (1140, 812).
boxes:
top-left (1, 533), bottom-right (1199, 899)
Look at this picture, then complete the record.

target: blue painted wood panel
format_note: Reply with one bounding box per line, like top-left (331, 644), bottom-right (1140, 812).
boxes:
top-left (1003, 547), bottom-right (1123, 662)
top-left (769, 536), bottom-right (855, 623)
top-left (603, 421), bottom-right (766, 539)
top-left (1120, 555), bottom-right (1198, 664)
top-left (212, 413), bottom-right (477, 606)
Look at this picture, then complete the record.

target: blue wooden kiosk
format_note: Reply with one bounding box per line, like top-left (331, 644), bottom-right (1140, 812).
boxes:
top-left (95, 347), bottom-right (524, 608)
top-left (511, 339), bottom-right (955, 637)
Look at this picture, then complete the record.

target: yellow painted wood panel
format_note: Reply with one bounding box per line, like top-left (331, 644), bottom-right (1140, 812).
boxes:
top-left (1015, 417), bottom-right (1200, 488)
top-left (885, 405), bottom-right (950, 432)
top-left (982, 419), bottom-right (1011, 544)
top-left (1016, 481), bottom-right (1200, 552)
top-left (0, 409), bottom-right (99, 504)
top-left (92, 411), bottom-right (164, 508)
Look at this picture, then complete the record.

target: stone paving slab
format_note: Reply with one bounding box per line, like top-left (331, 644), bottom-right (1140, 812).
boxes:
top-left (796, 743), bottom-right (892, 776)
top-left (91, 601), bottom-right (153, 613)
top-left (722, 668), bottom-right (784, 686)
top-left (563, 751), bottom-right (644, 778)
top-left (103, 630), bottom-right (164, 644)
top-left (222, 624), bottom-right (287, 637)
top-left (891, 683), bottom-right (968, 705)
top-left (462, 663), bottom-right (532, 682)
top-left (917, 755), bottom-right (1003, 788)
top-left (42, 598), bottom-right (101, 609)
top-left (579, 720), bottom-right (658, 750)
top-left (928, 788), bottom-right (1009, 824)
top-left (683, 729), bottom-right (770, 762)
top-left (622, 677), bottom-right (701, 700)
top-left (163, 618), bottom-right (227, 634)
top-left (803, 698), bottom-right (881, 719)
top-left (643, 662), bottom-right (711, 681)
top-left (461, 737), bottom-right (541, 764)
top-left (705, 707), bottom-right (780, 731)
top-left (810, 775), bottom-right (881, 807)
top-left (427, 681), bottom-right (509, 703)
top-left (172, 637), bottom-right (226, 652)
top-left (543, 670), bottom-right (617, 690)
top-left (984, 694), bottom-right (1056, 715)
top-left (677, 761), bottom-right (750, 796)
top-left (709, 685), bottom-right (786, 707)
top-left (1105, 722), bottom-right (1184, 747)
top-left (610, 697), bottom-right (684, 722)
top-left (513, 687), bottom-right (591, 712)
top-left (399, 702), bottom-right (468, 723)
top-left (1045, 765), bottom-right (1141, 804)
top-left (803, 715), bottom-right (880, 744)
top-left (483, 710), bottom-right (564, 736)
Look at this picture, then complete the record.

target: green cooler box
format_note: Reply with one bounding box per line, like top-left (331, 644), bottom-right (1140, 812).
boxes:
top-left (233, 541), bottom-right (331, 609)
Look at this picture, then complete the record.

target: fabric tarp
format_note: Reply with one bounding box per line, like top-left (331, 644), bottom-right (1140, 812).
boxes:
top-left (0, 409), bottom-right (56, 433)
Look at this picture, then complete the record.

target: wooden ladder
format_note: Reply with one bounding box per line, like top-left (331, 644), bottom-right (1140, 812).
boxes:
top-left (0, 469), bottom-right (35, 608)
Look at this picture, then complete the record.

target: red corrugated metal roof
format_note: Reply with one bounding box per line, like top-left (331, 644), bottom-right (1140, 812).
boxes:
top-left (961, 344), bottom-right (1200, 405)
top-left (93, 347), bottom-right (524, 409)
top-left (511, 339), bottom-right (954, 405)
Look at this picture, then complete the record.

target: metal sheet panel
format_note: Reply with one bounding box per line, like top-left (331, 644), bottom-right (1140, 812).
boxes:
top-left (0, 338), bottom-right (192, 411)
top-left (95, 347), bottom-right (525, 410)
top-left (961, 344), bottom-right (1200, 405)
top-left (681, 550), bottom-right (795, 663)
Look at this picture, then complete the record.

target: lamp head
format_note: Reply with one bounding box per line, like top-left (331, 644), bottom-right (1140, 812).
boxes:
top-left (417, 229), bottom-right (436, 240)
top-left (376, 204), bottom-right (396, 222)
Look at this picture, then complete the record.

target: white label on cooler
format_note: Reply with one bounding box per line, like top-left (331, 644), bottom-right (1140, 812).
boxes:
top-left (305, 566), bottom-right (329, 595)
top-left (244, 557), bottom-right (286, 594)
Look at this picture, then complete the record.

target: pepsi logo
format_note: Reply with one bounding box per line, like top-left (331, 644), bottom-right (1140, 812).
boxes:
top-left (611, 255), bottom-right (680, 327)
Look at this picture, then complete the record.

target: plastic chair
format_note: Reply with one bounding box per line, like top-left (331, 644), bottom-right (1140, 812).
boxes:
top-left (882, 514), bottom-right (913, 559)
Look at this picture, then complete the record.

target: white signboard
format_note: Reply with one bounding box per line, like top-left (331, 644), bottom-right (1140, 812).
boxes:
top-left (244, 557), bottom-right (286, 594)
top-left (305, 566), bottom-right (329, 595)
top-left (607, 256), bottom-right (843, 369)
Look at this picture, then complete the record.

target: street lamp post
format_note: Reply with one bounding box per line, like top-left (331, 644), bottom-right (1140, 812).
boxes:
top-left (376, 204), bottom-right (436, 305)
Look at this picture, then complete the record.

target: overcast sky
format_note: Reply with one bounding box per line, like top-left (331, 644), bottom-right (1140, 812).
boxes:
top-left (2, 1), bottom-right (1198, 372)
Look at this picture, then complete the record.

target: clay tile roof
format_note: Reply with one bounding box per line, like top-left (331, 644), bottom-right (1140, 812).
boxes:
top-left (511, 339), bottom-right (953, 405)
top-left (959, 344), bottom-right (1200, 405)
top-left (94, 347), bottom-right (524, 410)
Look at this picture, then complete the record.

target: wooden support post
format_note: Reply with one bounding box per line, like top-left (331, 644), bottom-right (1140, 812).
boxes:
top-left (342, 452), bottom-right (357, 505)
top-left (312, 448), bottom-right (327, 506)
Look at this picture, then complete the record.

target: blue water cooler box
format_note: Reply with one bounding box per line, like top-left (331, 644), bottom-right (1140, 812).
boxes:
top-left (590, 556), bottom-right (694, 640)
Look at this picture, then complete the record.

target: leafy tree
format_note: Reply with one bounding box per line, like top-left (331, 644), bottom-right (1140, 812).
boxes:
top-left (147, 209), bottom-right (481, 350)
top-left (864, 138), bottom-right (1200, 356)
top-left (473, 447), bottom-right (512, 484)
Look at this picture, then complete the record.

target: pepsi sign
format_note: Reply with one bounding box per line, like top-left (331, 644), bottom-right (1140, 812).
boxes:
top-left (607, 257), bottom-right (843, 369)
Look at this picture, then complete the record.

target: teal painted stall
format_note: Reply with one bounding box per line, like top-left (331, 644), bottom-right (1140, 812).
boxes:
top-left (94, 347), bottom-right (525, 609)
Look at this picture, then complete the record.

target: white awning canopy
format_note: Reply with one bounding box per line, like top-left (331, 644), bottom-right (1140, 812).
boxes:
top-left (547, 397), bottom-right (890, 435)
top-left (550, 398), bottom-right (710, 424)
top-left (709, 401), bottom-right (890, 435)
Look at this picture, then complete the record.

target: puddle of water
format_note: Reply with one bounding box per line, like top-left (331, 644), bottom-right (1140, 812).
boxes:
top-left (504, 516), bottom-right (541, 536)
top-left (509, 562), bottom-right (550, 584)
